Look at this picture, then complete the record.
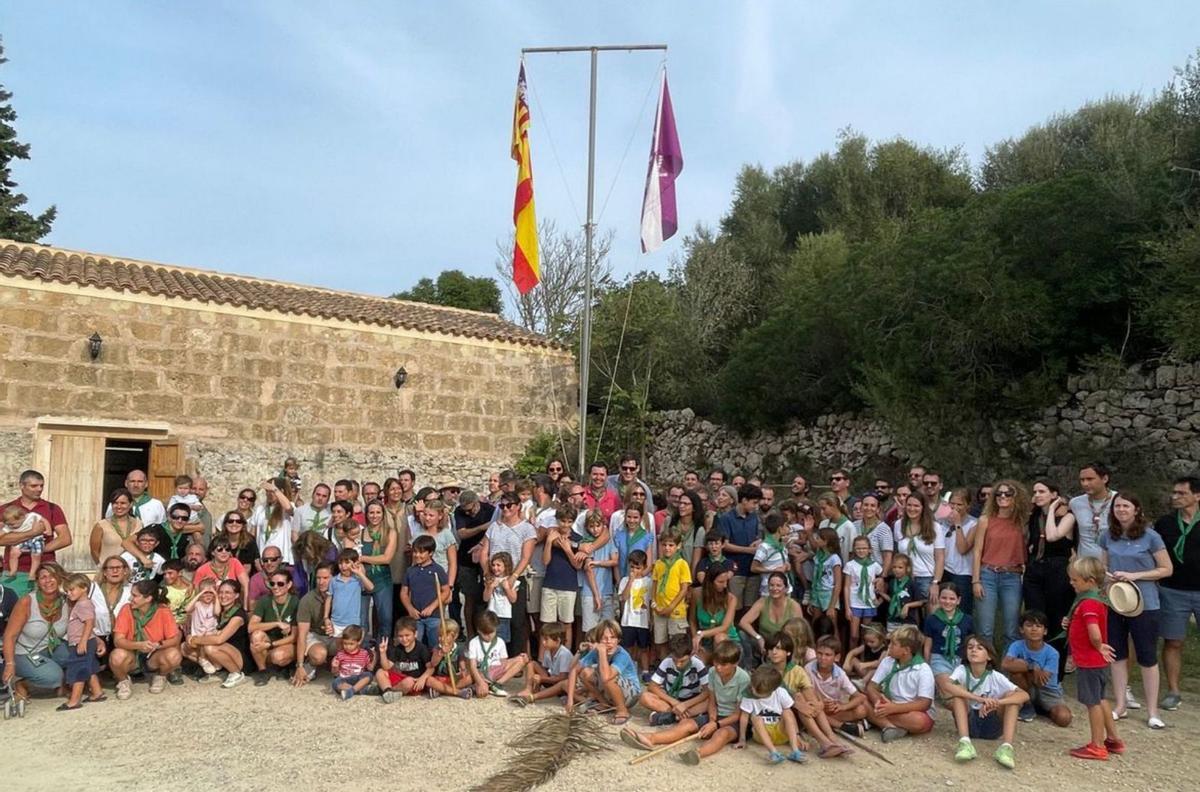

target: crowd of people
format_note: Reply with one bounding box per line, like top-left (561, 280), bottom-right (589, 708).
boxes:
top-left (0, 455), bottom-right (1196, 769)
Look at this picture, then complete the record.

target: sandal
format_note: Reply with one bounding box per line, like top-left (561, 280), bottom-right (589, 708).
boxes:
top-left (56, 703), bottom-right (82, 712)
top-left (608, 713), bottom-right (631, 726)
top-left (83, 694), bottom-right (108, 704)
top-left (620, 729), bottom-right (651, 751)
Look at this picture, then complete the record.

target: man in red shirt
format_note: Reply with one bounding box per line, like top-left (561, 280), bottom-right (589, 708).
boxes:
top-left (1065, 556), bottom-right (1122, 760)
top-left (582, 462), bottom-right (621, 522)
top-left (0, 470), bottom-right (71, 579)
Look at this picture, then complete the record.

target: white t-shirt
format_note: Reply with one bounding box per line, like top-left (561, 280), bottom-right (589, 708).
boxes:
top-left (871, 656), bottom-right (936, 713)
top-left (892, 521), bottom-right (945, 578)
top-left (753, 539), bottom-right (793, 595)
top-left (804, 661), bottom-right (858, 703)
top-left (739, 687), bottom-right (794, 724)
top-left (810, 553), bottom-right (842, 603)
top-left (468, 634), bottom-right (508, 669)
top-left (121, 551), bottom-right (164, 583)
top-left (107, 496), bottom-right (166, 528)
top-left (941, 518), bottom-right (977, 576)
top-left (856, 520), bottom-right (894, 568)
top-left (2, 511), bottom-right (40, 537)
top-left (843, 558), bottom-right (883, 610)
top-left (293, 504), bottom-right (332, 537)
top-left (620, 575), bottom-right (651, 629)
top-left (167, 493), bottom-right (202, 524)
top-left (488, 575), bottom-right (519, 619)
top-left (253, 505), bottom-right (295, 564)
top-left (949, 665), bottom-right (1017, 710)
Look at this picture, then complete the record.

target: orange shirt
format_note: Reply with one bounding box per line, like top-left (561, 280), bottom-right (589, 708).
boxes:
top-left (114, 604), bottom-right (179, 643)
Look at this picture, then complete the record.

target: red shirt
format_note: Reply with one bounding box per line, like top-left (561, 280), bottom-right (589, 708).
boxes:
top-left (1067, 597), bottom-right (1108, 669)
top-left (1, 497), bottom-right (67, 572)
top-left (583, 488), bottom-right (622, 522)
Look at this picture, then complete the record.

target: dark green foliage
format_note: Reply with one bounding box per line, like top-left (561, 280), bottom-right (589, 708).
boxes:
top-left (392, 269), bottom-right (503, 314)
top-left (0, 41), bottom-right (55, 242)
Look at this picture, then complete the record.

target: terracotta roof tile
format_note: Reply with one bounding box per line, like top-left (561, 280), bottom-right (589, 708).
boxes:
top-left (0, 240), bottom-right (560, 349)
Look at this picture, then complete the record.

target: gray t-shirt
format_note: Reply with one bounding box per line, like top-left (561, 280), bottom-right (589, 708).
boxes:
top-left (485, 520), bottom-right (537, 573)
top-left (1069, 492), bottom-right (1116, 559)
top-left (1100, 527), bottom-right (1167, 610)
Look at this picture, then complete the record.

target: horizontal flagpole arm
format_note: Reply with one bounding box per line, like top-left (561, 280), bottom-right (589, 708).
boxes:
top-left (522, 45), bottom-right (667, 54)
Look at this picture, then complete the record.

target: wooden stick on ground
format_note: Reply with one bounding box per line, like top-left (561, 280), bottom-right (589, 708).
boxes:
top-left (838, 730), bottom-right (894, 765)
top-left (434, 583), bottom-right (457, 689)
top-left (628, 732), bottom-right (703, 765)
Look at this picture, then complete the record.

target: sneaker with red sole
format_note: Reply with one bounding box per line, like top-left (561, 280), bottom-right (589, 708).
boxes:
top-left (1104, 737), bottom-right (1126, 755)
top-left (1069, 743), bottom-right (1109, 761)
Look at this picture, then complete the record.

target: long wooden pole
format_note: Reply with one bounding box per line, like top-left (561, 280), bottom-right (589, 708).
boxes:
top-left (628, 732), bottom-right (702, 765)
top-left (435, 583), bottom-right (457, 689)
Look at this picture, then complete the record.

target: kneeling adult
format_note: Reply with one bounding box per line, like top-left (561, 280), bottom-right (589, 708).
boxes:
top-left (249, 568), bottom-right (299, 686)
top-left (292, 562), bottom-right (336, 686)
top-left (110, 579), bottom-right (183, 699)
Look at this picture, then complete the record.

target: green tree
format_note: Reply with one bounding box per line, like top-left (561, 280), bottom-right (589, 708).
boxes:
top-left (0, 41), bottom-right (55, 242)
top-left (391, 269), bottom-right (502, 314)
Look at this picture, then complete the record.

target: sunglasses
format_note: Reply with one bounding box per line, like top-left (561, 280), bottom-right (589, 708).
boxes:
top-left (170, 515), bottom-right (188, 522)
top-left (213, 546), bottom-right (232, 553)
top-left (831, 475), bottom-right (847, 481)
top-left (995, 490), bottom-right (1015, 498)
top-left (548, 466), bottom-right (563, 472)
top-left (268, 581), bottom-right (289, 588)
top-left (225, 519), bottom-right (245, 525)
top-left (922, 481), bottom-right (940, 487)
top-left (620, 465), bottom-right (638, 472)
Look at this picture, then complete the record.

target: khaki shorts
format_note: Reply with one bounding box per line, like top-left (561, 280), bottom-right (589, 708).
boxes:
top-left (730, 575), bottom-right (761, 609)
top-left (305, 632), bottom-right (337, 654)
top-left (526, 575), bottom-right (544, 614)
top-left (541, 587), bottom-right (576, 624)
top-left (652, 612), bottom-right (689, 644)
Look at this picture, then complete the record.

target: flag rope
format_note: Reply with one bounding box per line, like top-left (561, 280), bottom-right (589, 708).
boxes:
top-left (527, 74), bottom-right (584, 227)
top-left (596, 61), bottom-right (665, 226)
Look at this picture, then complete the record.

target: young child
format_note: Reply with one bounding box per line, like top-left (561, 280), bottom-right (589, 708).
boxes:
top-left (866, 624), bottom-right (936, 742)
top-left (806, 635), bottom-right (870, 736)
top-left (515, 622), bottom-right (574, 705)
top-left (185, 579), bottom-right (221, 679)
top-left (1001, 610), bottom-right (1072, 727)
top-left (882, 553), bottom-right (923, 633)
top-left (167, 474), bottom-right (203, 524)
top-left (401, 535), bottom-right (449, 648)
top-left (61, 573), bottom-right (103, 710)
top-left (1, 504), bottom-right (50, 580)
top-left (842, 535), bottom-right (883, 648)
top-left (922, 581), bottom-right (973, 692)
top-left (737, 665), bottom-right (808, 764)
top-left (693, 530), bottom-right (735, 585)
top-left (942, 634), bottom-right (1027, 768)
top-left (427, 619), bottom-right (473, 699)
top-left (618, 549), bottom-right (653, 673)
top-left (327, 548), bottom-right (375, 638)
top-left (751, 513), bottom-right (795, 595)
top-left (764, 632), bottom-right (850, 758)
top-left (651, 530), bottom-right (692, 662)
top-left (483, 551), bottom-right (519, 643)
top-left (541, 505), bottom-right (583, 649)
top-left (637, 633), bottom-right (711, 727)
top-left (377, 616), bottom-right (432, 703)
top-left (844, 623), bottom-right (887, 684)
top-left (805, 528), bottom-right (842, 632)
top-left (567, 619), bottom-right (642, 726)
top-left (780, 617), bottom-right (817, 665)
top-left (467, 611), bottom-right (528, 698)
top-left (1064, 556), bottom-right (1122, 760)
top-left (162, 559), bottom-right (192, 629)
top-left (121, 528), bottom-right (165, 583)
top-left (330, 624), bottom-right (374, 701)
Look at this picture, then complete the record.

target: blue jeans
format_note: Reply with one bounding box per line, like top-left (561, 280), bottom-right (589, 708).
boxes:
top-left (416, 615), bottom-right (442, 648)
top-left (371, 581), bottom-right (394, 641)
top-left (14, 644), bottom-right (70, 691)
top-left (977, 568), bottom-right (1022, 650)
top-left (946, 573), bottom-right (974, 614)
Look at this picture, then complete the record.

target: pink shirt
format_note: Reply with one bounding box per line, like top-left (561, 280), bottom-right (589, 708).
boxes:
top-left (67, 598), bottom-right (96, 646)
top-left (335, 647), bottom-right (372, 677)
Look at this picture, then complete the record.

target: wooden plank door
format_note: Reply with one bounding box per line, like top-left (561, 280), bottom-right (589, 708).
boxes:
top-left (46, 434), bottom-right (105, 572)
top-left (148, 440), bottom-right (182, 503)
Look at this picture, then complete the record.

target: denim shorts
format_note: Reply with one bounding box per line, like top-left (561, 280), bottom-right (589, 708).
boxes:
top-left (929, 653), bottom-right (955, 676)
top-left (850, 607), bottom-right (877, 619)
top-left (968, 708), bottom-right (1003, 740)
top-left (1159, 587), bottom-right (1200, 641)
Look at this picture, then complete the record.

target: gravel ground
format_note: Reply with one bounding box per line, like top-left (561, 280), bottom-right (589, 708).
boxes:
top-left (0, 676), bottom-right (1195, 791)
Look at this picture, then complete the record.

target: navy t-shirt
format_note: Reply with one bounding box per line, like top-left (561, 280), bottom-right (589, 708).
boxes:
top-left (715, 510), bottom-right (760, 577)
top-left (921, 611), bottom-right (974, 658)
top-left (403, 562), bottom-right (448, 611)
top-left (544, 543), bottom-right (577, 591)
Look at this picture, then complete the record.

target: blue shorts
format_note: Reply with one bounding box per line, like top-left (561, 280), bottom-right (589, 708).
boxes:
top-left (930, 653), bottom-right (955, 676)
top-left (63, 640), bottom-right (99, 685)
top-left (850, 607), bottom-right (876, 619)
top-left (1159, 587), bottom-right (1200, 641)
top-left (621, 626), bottom-right (650, 650)
top-left (968, 708), bottom-right (1003, 740)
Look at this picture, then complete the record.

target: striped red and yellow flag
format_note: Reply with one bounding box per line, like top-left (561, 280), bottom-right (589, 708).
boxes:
top-left (511, 62), bottom-right (540, 294)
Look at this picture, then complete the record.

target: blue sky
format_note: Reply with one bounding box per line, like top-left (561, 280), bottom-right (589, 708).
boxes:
top-left (5, 2), bottom-right (1199, 305)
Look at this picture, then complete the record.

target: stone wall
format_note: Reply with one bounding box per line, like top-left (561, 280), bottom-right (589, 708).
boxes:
top-left (645, 361), bottom-right (1200, 486)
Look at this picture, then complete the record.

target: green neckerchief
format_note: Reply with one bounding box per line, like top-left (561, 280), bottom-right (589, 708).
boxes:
top-left (933, 608), bottom-right (964, 659)
top-left (965, 666), bottom-right (992, 695)
top-left (667, 659), bottom-right (689, 697)
top-left (855, 559), bottom-right (873, 603)
top-left (131, 492), bottom-right (151, 520)
top-left (880, 654), bottom-right (926, 699)
top-left (628, 520), bottom-right (649, 549)
top-left (132, 604), bottom-right (157, 642)
top-left (162, 522), bottom-right (180, 559)
top-left (810, 548), bottom-right (831, 604)
top-left (834, 517), bottom-right (852, 537)
top-left (310, 508), bottom-right (326, 533)
top-left (1175, 509), bottom-right (1200, 562)
top-left (1052, 589), bottom-right (1107, 641)
top-left (218, 604), bottom-right (241, 630)
top-left (110, 515), bottom-right (134, 540)
top-left (37, 590), bottom-right (65, 651)
top-left (657, 550), bottom-right (683, 596)
top-left (764, 533), bottom-right (797, 592)
top-left (436, 645), bottom-right (459, 675)
top-left (888, 576), bottom-right (910, 621)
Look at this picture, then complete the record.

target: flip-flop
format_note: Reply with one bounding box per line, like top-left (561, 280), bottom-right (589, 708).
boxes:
top-left (620, 729), bottom-right (651, 751)
top-left (83, 694), bottom-right (108, 704)
top-left (510, 696), bottom-right (529, 708)
top-left (56, 703), bottom-right (82, 712)
top-left (608, 714), bottom-right (630, 726)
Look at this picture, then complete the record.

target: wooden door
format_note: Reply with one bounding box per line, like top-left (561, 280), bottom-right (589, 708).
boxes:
top-left (148, 440), bottom-right (182, 503)
top-left (45, 434), bottom-right (105, 572)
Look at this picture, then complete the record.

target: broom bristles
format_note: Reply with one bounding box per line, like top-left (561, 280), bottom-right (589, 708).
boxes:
top-left (472, 711), bottom-right (610, 792)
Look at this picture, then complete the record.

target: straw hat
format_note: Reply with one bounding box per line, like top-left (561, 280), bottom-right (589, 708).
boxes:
top-left (1108, 581), bottom-right (1144, 618)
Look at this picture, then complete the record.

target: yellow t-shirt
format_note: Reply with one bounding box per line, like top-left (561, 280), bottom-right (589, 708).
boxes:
top-left (652, 557), bottom-right (692, 619)
top-left (782, 663), bottom-right (813, 694)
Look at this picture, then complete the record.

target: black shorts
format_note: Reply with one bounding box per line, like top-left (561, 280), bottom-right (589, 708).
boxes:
top-left (1075, 666), bottom-right (1109, 707)
top-left (1108, 609), bottom-right (1160, 667)
top-left (621, 626), bottom-right (651, 650)
top-left (967, 708), bottom-right (1003, 740)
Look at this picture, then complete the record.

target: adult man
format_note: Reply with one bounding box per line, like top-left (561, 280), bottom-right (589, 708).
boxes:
top-left (1155, 476), bottom-right (1200, 711)
top-left (655, 484), bottom-right (685, 530)
top-left (731, 473), bottom-right (747, 489)
top-left (181, 542), bottom-right (206, 583)
top-left (478, 493), bottom-right (537, 654)
top-left (583, 462), bottom-right (621, 522)
top-left (715, 483), bottom-right (762, 613)
top-left (1068, 462), bottom-right (1116, 559)
top-left (396, 469), bottom-right (417, 506)
top-left (293, 484), bottom-right (332, 539)
top-left (790, 475), bottom-right (809, 499)
top-left (830, 469), bottom-right (858, 514)
top-left (920, 470), bottom-right (953, 522)
top-left (707, 469), bottom-right (727, 492)
top-left (105, 469), bottom-right (166, 528)
top-left (607, 452), bottom-right (656, 512)
top-left (333, 479), bottom-right (365, 524)
top-left (759, 486), bottom-right (775, 517)
top-left (1, 470), bottom-right (71, 581)
top-left (873, 477), bottom-right (894, 511)
top-left (908, 465), bottom-right (926, 491)
top-left (247, 548), bottom-right (305, 607)
top-left (192, 476), bottom-right (213, 546)
top-left (362, 481), bottom-right (381, 505)
top-left (292, 561), bottom-right (336, 685)
top-left (453, 490), bottom-right (495, 635)
top-left (438, 481), bottom-right (462, 510)
top-left (682, 470), bottom-right (702, 492)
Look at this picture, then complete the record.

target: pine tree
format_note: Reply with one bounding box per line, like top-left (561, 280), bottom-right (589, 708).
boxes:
top-left (0, 40), bottom-right (55, 242)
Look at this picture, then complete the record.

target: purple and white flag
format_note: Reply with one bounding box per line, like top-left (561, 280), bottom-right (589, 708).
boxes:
top-left (640, 70), bottom-right (683, 253)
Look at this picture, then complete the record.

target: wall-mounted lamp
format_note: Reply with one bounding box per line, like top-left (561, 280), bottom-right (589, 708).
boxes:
top-left (393, 366), bottom-right (408, 389)
top-left (88, 332), bottom-right (103, 361)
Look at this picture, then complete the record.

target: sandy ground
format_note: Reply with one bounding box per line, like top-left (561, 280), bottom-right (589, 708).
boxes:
top-left (0, 675), bottom-right (1197, 792)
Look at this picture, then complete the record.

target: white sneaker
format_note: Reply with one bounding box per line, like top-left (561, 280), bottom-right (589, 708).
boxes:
top-left (1148, 716), bottom-right (1166, 729)
top-left (199, 658), bottom-right (218, 675)
top-left (115, 679), bottom-right (132, 701)
top-left (1126, 686), bottom-right (1142, 709)
top-left (222, 671), bottom-right (247, 689)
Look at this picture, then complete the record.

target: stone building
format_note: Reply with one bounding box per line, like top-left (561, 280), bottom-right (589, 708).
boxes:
top-left (0, 240), bottom-right (575, 570)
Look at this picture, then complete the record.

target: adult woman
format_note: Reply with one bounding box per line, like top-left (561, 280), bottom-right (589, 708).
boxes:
top-left (971, 480), bottom-right (1030, 651)
top-left (854, 493), bottom-right (894, 571)
top-left (193, 538), bottom-right (252, 607)
top-left (893, 492), bottom-right (945, 606)
top-left (109, 579), bottom-right (183, 699)
top-left (714, 485), bottom-right (737, 516)
top-left (250, 477), bottom-right (296, 565)
top-left (89, 488), bottom-right (145, 566)
top-left (360, 499), bottom-right (397, 640)
top-left (382, 476), bottom-right (410, 586)
top-left (217, 510), bottom-right (260, 571)
top-left (545, 458), bottom-right (567, 485)
top-left (1102, 492), bottom-right (1172, 728)
top-left (235, 488), bottom-right (257, 522)
top-left (329, 500), bottom-right (360, 548)
top-left (1024, 480), bottom-right (1075, 672)
top-left (669, 490), bottom-right (710, 571)
top-left (248, 567), bottom-right (299, 684)
top-left (187, 579), bottom-right (252, 688)
top-left (90, 554), bottom-right (132, 651)
top-left (941, 488), bottom-right (978, 614)
top-left (690, 562), bottom-right (738, 661)
top-left (738, 571), bottom-right (804, 661)
top-left (2, 563), bottom-right (69, 705)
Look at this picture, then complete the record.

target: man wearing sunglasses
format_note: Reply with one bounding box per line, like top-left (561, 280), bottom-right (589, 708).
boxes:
top-left (921, 471), bottom-right (954, 522)
top-left (605, 453), bottom-right (656, 514)
top-left (830, 469), bottom-right (858, 514)
top-left (247, 549), bottom-right (305, 609)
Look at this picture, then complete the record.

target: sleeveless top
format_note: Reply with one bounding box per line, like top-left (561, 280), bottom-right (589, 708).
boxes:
top-left (696, 596), bottom-right (739, 639)
top-left (1027, 510), bottom-right (1073, 562)
top-left (361, 529), bottom-right (393, 587)
top-left (862, 642), bottom-right (885, 663)
top-left (15, 592), bottom-right (68, 656)
top-left (94, 516), bottom-right (143, 566)
top-left (758, 597), bottom-right (801, 637)
top-left (980, 515), bottom-right (1027, 568)
top-left (218, 605), bottom-right (253, 669)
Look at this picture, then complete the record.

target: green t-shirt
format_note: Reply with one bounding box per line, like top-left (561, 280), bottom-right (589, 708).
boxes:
top-left (254, 594), bottom-right (298, 640)
top-left (708, 665), bottom-right (751, 718)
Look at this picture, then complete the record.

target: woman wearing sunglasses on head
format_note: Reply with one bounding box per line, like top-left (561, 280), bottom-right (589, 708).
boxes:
top-left (971, 481), bottom-right (1031, 652)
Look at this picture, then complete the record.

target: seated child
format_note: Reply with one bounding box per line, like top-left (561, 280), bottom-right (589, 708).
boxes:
top-left (922, 581), bottom-right (973, 691)
top-left (943, 635), bottom-right (1028, 769)
top-left (780, 617), bottom-right (817, 665)
top-left (737, 665), bottom-right (808, 765)
top-left (1064, 556), bottom-right (1122, 761)
top-left (2, 504), bottom-right (50, 580)
top-left (866, 624), bottom-right (936, 742)
top-left (377, 617), bottom-right (432, 703)
top-left (842, 536), bottom-right (882, 648)
top-left (618, 550), bottom-right (653, 674)
top-left (121, 528), bottom-right (165, 584)
top-left (567, 619), bottom-right (642, 726)
top-left (515, 622), bottom-right (574, 705)
top-left (483, 551), bottom-right (519, 643)
top-left (764, 632), bottom-right (849, 758)
top-left (467, 611), bottom-right (528, 698)
top-left (1001, 610), bottom-right (1071, 726)
top-left (882, 553), bottom-right (923, 633)
top-left (806, 635), bottom-right (870, 736)
top-left (61, 573), bottom-right (103, 709)
top-left (330, 625), bottom-right (374, 701)
top-left (167, 474), bottom-right (203, 524)
top-left (843, 623), bottom-right (887, 684)
top-left (185, 579), bottom-right (221, 679)
top-left (427, 619), bottom-right (473, 700)
top-left (638, 633), bottom-right (711, 726)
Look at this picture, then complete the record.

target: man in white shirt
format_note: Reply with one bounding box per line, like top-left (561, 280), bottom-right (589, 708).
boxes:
top-left (107, 469), bottom-right (166, 527)
top-left (1068, 462), bottom-right (1116, 560)
top-left (293, 484), bottom-right (333, 539)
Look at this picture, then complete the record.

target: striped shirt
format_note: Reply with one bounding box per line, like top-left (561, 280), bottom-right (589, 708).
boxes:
top-left (650, 655), bottom-right (708, 701)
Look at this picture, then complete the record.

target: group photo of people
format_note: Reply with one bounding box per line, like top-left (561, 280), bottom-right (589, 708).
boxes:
top-left (1, 456), bottom-right (1196, 773)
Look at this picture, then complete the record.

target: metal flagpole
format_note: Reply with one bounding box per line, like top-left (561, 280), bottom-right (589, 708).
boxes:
top-left (520, 44), bottom-right (667, 478)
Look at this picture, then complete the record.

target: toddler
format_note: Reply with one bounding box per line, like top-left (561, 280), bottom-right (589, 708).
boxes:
top-left (844, 623), bottom-right (887, 683)
top-left (167, 474), bottom-right (203, 524)
top-left (330, 625), bottom-right (374, 700)
top-left (186, 579), bottom-right (221, 678)
top-left (2, 504), bottom-right (51, 579)
top-left (61, 573), bottom-right (103, 710)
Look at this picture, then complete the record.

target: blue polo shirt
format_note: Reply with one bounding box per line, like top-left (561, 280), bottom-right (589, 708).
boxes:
top-left (403, 561), bottom-right (448, 611)
top-left (715, 509), bottom-right (760, 578)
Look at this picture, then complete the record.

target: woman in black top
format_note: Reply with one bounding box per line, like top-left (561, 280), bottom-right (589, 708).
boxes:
top-left (217, 511), bottom-right (260, 572)
top-left (187, 579), bottom-right (251, 688)
top-left (1023, 480), bottom-right (1076, 674)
